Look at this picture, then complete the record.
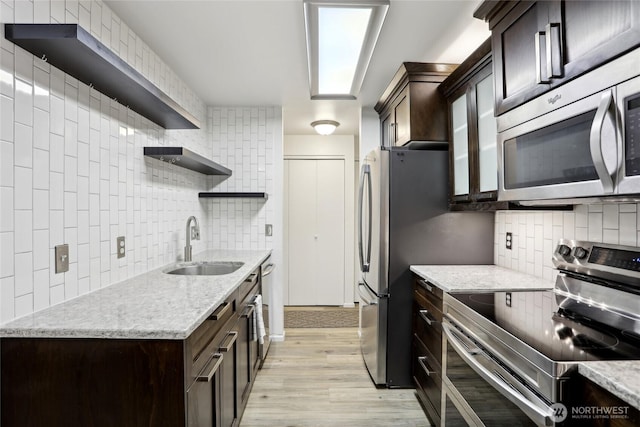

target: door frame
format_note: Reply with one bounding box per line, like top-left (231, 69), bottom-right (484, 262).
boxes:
top-left (283, 135), bottom-right (356, 307)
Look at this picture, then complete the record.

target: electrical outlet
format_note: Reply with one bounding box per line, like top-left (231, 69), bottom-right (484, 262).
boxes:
top-left (55, 244), bottom-right (69, 273)
top-left (117, 236), bottom-right (126, 259)
top-left (506, 232), bottom-right (513, 250)
top-left (265, 224), bottom-right (273, 237)
top-left (506, 292), bottom-right (512, 307)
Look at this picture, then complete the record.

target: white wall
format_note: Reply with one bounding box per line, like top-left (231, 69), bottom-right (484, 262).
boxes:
top-left (494, 203), bottom-right (640, 281)
top-left (283, 134), bottom-right (356, 306)
top-left (0, 1), bottom-right (285, 332)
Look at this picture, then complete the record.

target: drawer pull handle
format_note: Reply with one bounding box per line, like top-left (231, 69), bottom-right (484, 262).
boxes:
top-left (209, 302), bottom-right (230, 320)
top-left (197, 353), bottom-right (223, 382)
top-left (219, 331), bottom-right (238, 352)
top-left (241, 304), bottom-right (255, 319)
top-left (418, 356), bottom-right (435, 376)
top-left (419, 309), bottom-right (436, 326)
top-left (418, 279), bottom-right (434, 293)
top-left (245, 273), bottom-right (258, 284)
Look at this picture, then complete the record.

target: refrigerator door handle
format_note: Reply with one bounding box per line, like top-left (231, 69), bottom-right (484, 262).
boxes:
top-left (358, 282), bottom-right (377, 305)
top-left (358, 164), bottom-right (372, 272)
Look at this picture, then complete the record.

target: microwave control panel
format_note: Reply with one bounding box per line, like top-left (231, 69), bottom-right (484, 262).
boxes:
top-left (626, 93), bottom-right (640, 176)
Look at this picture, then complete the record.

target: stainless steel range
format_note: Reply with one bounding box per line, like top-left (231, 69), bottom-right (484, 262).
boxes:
top-left (442, 240), bottom-right (640, 426)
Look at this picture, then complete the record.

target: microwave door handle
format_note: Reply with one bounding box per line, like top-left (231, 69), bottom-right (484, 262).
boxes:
top-left (442, 323), bottom-right (553, 426)
top-left (358, 164), bottom-right (371, 272)
top-left (590, 90), bottom-right (615, 194)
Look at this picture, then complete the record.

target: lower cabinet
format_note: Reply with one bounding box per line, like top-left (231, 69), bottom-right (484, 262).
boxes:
top-left (1, 267), bottom-right (263, 427)
top-left (412, 274), bottom-right (444, 426)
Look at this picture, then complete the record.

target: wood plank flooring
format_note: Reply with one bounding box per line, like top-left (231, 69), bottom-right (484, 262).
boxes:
top-left (240, 328), bottom-right (431, 427)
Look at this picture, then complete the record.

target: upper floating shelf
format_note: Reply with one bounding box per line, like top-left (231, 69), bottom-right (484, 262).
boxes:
top-left (4, 24), bottom-right (200, 129)
top-left (144, 147), bottom-right (231, 176)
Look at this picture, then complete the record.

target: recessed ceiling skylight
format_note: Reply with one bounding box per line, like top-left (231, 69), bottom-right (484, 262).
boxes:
top-left (304, 0), bottom-right (390, 100)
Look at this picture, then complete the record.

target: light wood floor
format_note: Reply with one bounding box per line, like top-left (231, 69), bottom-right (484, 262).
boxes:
top-left (240, 328), bottom-right (431, 427)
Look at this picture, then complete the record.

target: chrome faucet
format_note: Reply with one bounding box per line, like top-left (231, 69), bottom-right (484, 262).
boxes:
top-left (184, 216), bottom-right (200, 262)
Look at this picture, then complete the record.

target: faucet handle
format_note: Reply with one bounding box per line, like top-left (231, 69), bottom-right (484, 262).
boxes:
top-left (191, 226), bottom-right (200, 240)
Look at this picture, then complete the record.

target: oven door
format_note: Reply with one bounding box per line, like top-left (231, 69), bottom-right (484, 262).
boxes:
top-left (498, 87), bottom-right (619, 202)
top-left (442, 319), bottom-right (554, 426)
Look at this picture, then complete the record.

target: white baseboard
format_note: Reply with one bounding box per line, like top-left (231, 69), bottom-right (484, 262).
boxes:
top-left (343, 303), bottom-right (356, 308)
top-left (271, 332), bottom-right (286, 342)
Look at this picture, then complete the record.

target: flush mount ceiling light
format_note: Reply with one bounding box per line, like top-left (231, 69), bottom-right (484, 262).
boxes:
top-left (304, 0), bottom-right (390, 100)
top-left (311, 120), bottom-right (340, 135)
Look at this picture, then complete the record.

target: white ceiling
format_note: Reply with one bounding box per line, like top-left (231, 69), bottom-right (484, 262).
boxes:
top-left (105, 0), bottom-right (490, 136)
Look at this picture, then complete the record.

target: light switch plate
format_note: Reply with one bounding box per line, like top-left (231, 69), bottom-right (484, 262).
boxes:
top-left (55, 244), bottom-right (69, 273)
top-left (117, 236), bottom-right (125, 259)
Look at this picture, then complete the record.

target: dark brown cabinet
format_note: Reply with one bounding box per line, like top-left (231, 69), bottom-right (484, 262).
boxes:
top-left (375, 63), bottom-right (456, 147)
top-left (411, 274), bottom-right (444, 426)
top-left (1, 267), bottom-right (264, 427)
top-left (440, 39), bottom-right (506, 210)
top-left (476, 0), bottom-right (640, 115)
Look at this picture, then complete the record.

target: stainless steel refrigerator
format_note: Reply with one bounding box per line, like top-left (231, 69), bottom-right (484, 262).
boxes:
top-left (357, 146), bottom-right (494, 388)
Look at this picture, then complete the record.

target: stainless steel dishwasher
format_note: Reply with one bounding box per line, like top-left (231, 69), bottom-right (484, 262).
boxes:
top-left (259, 256), bottom-right (274, 364)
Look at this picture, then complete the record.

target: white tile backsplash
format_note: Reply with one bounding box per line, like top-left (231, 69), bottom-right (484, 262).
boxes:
top-left (495, 203), bottom-right (640, 280)
top-left (0, 1), bottom-right (281, 324)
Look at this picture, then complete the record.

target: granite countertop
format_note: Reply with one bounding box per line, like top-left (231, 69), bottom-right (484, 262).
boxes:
top-left (410, 264), bottom-right (555, 292)
top-left (0, 249), bottom-right (271, 340)
top-left (579, 361), bottom-right (640, 411)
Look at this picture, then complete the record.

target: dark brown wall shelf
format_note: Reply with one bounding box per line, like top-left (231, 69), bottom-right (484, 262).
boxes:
top-left (144, 147), bottom-right (231, 176)
top-left (5, 24), bottom-right (200, 129)
top-left (199, 192), bottom-right (268, 200)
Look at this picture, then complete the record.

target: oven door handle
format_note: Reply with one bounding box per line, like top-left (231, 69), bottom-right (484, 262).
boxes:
top-left (442, 322), bottom-right (554, 426)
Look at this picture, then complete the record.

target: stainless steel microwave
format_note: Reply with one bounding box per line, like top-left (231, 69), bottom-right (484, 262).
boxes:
top-left (497, 47), bottom-right (640, 204)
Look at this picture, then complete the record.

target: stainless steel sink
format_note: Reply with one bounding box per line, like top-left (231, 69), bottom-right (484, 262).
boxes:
top-left (164, 261), bottom-right (244, 276)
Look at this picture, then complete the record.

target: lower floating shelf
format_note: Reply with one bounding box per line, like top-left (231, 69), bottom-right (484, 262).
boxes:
top-left (199, 192), bottom-right (268, 200)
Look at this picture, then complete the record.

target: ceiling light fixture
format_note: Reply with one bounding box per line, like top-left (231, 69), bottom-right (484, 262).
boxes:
top-left (311, 120), bottom-right (340, 135)
top-left (303, 0), bottom-right (390, 100)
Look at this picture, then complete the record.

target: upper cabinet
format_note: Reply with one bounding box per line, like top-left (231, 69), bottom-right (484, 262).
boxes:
top-left (375, 63), bottom-right (456, 147)
top-left (475, 0), bottom-right (640, 115)
top-left (440, 39), bottom-right (502, 210)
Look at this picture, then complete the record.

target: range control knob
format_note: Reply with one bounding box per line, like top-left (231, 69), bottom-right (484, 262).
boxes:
top-left (574, 247), bottom-right (589, 260)
top-left (558, 244), bottom-right (572, 256)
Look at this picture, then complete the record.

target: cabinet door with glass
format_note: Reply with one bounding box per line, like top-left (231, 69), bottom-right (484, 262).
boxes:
top-left (441, 40), bottom-right (499, 209)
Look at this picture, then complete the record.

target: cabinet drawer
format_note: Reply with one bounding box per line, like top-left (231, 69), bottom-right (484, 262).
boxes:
top-left (412, 336), bottom-right (442, 425)
top-left (414, 277), bottom-right (443, 308)
top-left (187, 292), bottom-right (237, 381)
top-left (413, 300), bottom-right (442, 364)
top-left (239, 270), bottom-right (259, 303)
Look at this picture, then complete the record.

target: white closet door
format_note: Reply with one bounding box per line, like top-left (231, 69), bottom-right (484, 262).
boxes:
top-left (286, 159), bottom-right (345, 305)
top-left (287, 160), bottom-right (318, 305)
top-left (315, 159), bottom-right (345, 305)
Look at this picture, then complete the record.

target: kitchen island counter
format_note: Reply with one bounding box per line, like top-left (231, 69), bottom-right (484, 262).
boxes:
top-left (410, 264), bottom-right (555, 292)
top-left (0, 249), bottom-right (271, 340)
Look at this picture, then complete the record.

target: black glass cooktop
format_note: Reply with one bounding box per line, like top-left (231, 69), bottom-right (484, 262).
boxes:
top-left (451, 290), bottom-right (640, 363)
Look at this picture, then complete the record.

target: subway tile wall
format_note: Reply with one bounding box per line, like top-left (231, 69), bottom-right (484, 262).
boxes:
top-left (0, 0), bottom-right (214, 323)
top-left (205, 107), bottom-right (277, 251)
top-left (494, 204), bottom-right (639, 282)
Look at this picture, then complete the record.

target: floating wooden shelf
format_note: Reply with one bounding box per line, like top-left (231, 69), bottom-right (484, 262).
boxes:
top-left (199, 192), bottom-right (268, 200)
top-left (144, 147), bottom-right (231, 176)
top-left (5, 24), bottom-right (200, 129)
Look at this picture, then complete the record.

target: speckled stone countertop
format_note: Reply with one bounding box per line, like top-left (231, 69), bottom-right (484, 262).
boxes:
top-left (410, 265), bottom-right (555, 292)
top-left (579, 362), bottom-right (640, 411)
top-left (0, 249), bottom-right (271, 340)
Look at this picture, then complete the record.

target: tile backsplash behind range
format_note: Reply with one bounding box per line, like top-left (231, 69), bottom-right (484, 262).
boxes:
top-left (494, 204), bottom-right (639, 281)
